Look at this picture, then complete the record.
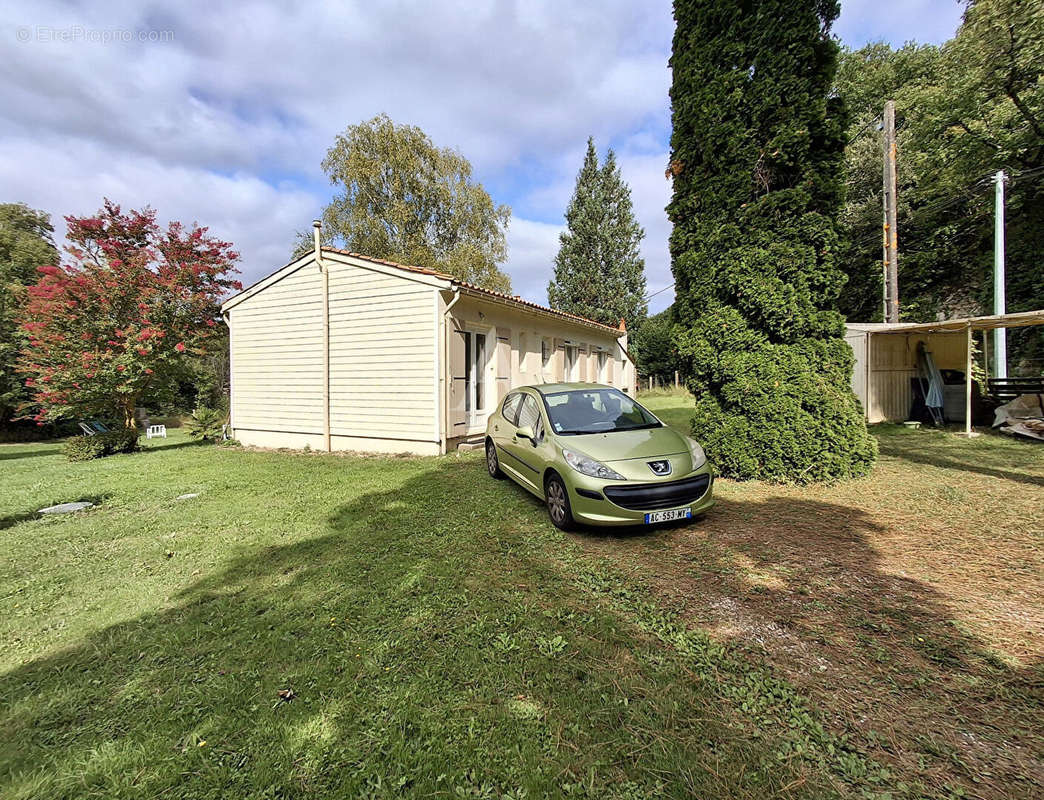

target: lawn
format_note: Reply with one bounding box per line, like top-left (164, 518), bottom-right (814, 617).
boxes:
top-left (1, 404), bottom-right (1041, 799)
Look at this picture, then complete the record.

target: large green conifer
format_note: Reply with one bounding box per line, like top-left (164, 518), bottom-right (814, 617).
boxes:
top-left (668, 0), bottom-right (876, 482)
top-left (548, 138), bottom-right (648, 326)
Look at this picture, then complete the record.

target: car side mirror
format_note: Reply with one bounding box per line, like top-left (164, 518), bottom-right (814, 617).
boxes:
top-left (516, 425), bottom-right (535, 444)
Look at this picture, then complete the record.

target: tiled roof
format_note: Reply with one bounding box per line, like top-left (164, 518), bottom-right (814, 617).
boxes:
top-left (323, 248), bottom-right (622, 334)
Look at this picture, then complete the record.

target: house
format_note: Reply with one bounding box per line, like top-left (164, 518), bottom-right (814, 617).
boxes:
top-left (220, 236), bottom-right (636, 455)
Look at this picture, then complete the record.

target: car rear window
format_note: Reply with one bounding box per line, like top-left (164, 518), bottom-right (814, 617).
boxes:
top-left (502, 392), bottom-right (523, 425)
top-left (517, 394), bottom-right (541, 431)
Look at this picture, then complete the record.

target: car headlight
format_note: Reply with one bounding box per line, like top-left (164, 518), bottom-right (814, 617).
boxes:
top-left (686, 438), bottom-right (707, 468)
top-left (562, 448), bottom-right (625, 480)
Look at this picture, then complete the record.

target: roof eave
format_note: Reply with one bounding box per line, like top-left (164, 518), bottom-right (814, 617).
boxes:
top-left (847, 309), bottom-right (1044, 335)
top-left (451, 284), bottom-right (623, 336)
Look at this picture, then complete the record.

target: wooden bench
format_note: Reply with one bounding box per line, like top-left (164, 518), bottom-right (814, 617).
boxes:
top-left (987, 377), bottom-right (1044, 403)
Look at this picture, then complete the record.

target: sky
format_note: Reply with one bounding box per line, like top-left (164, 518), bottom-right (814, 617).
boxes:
top-left (1, 1), bottom-right (965, 314)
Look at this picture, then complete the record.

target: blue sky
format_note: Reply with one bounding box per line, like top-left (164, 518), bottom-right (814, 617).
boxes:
top-left (2, 1), bottom-right (965, 314)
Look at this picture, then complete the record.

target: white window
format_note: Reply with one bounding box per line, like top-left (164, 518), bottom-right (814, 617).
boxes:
top-left (597, 351), bottom-right (608, 383)
top-left (517, 333), bottom-right (527, 372)
top-left (541, 338), bottom-right (553, 372)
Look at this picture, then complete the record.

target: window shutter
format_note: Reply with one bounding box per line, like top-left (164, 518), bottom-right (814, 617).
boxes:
top-left (496, 327), bottom-right (511, 400)
top-left (554, 339), bottom-right (566, 382)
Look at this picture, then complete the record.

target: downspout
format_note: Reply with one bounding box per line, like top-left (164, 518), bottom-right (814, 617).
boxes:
top-left (314, 220), bottom-right (331, 453)
top-left (440, 287), bottom-right (462, 453)
top-left (223, 309), bottom-right (234, 437)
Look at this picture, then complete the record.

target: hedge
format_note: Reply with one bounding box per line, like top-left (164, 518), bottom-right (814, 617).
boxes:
top-left (64, 429), bottom-right (141, 462)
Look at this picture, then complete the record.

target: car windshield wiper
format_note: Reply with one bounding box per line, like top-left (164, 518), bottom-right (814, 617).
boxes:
top-left (555, 422), bottom-right (662, 435)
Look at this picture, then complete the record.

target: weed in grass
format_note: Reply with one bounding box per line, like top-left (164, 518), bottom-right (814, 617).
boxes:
top-left (535, 634), bottom-right (568, 657)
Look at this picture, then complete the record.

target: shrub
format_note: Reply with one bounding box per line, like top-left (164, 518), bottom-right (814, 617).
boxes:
top-left (64, 428), bottom-right (140, 462)
top-left (185, 407), bottom-right (225, 441)
top-left (667, 0), bottom-right (877, 482)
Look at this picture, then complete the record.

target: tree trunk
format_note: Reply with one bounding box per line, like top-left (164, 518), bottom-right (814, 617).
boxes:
top-left (118, 396), bottom-right (138, 429)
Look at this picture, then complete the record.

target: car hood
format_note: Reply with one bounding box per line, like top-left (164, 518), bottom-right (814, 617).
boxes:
top-left (561, 425), bottom-right (689, 463)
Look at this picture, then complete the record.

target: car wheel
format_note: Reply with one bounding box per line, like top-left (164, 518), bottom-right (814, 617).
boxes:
top-left (545, 474), bottom-right (575, 531)
top-left (486, 439), bottom-right (504, 479)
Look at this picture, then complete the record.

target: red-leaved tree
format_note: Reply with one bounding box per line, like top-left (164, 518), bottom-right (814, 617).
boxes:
top-left (17, 200), bottom-right (241, 428)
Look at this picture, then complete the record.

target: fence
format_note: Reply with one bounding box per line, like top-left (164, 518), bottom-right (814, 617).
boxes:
top-left (639, 372), bottom-right (683, 391)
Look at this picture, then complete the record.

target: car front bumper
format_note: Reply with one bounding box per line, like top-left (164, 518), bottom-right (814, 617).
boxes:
top-left (563, 464), bottom-right (715, 527)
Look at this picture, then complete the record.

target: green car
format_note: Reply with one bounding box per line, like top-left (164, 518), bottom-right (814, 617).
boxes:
top-left (485, 383), bottom-right (714, 530)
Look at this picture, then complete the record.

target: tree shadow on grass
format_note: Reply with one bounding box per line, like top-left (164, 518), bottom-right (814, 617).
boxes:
top-left (137, 439), bottom-right (209, 455)
top-left (0, 436), bottom-right (203, 462)
top-left (576, 492), bottom-right (1044, 798)
top-left (0, 459), bottom-right (839, 800)
top-left (877, 437), bottom-right (1044, 488)
top-left (0, 447), bottom-right (62, 462)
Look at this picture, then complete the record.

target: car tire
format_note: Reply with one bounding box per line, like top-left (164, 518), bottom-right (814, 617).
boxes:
top-left (486, 439), bottom-right (504, 479)
top-left (544, 473), bottom-right (576, 531)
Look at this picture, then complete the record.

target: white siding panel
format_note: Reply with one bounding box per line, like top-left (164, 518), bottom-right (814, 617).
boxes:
top-left (229, 256), bottom-right (438, 449)
top-left (327, 263), bottom-right (436, 441)
top-left (229, 265), bottom-right (324, 434)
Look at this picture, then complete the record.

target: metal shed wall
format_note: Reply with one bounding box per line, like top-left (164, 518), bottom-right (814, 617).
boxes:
top-left (846, 328), bottom-right (969, 422)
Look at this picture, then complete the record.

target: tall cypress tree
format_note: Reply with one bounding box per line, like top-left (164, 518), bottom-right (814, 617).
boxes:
top-left (668, 0), bottom-right (876, 482)
top-left (548, 138), bottom-right (648, 327)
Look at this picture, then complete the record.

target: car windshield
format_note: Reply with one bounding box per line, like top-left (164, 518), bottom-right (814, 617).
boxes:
top-left (542, 388), bottom-right (661, 435)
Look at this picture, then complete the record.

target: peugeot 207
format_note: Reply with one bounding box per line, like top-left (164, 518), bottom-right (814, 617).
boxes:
top-left (485, 383), bottom-right (714, 529)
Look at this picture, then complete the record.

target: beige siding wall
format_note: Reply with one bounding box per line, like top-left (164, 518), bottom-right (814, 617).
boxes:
top-left (230, 263), bottom-right (325, 434)
top-left (845, 331), bottom-right (869, 417)
top-left (228, 255), bottom-right (439, 453)
top-left (327, 261), bottom-right (436, 443)
top-left (442, 295), bottom-right (632, 446)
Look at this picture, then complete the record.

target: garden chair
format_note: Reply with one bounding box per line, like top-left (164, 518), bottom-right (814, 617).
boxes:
top-left (146, 424), bottom-right (167, 439)
top-left (77, 420), bottom-right (111, 436)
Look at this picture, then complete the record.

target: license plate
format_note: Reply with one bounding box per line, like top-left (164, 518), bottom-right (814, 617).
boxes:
top-left (644, 507), bottom-right (692, 524)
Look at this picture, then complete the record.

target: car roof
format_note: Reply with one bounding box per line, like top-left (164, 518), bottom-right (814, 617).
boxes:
top-left (522, 382), bottom-right (613, 395)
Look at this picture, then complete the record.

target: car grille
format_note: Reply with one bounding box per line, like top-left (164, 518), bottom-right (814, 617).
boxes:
top-left (602, 474), bottom-right (711, 511)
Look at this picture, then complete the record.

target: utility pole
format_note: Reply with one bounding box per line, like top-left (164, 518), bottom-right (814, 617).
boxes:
top-left (993, 170), bottom-right (1007, 378)
top-left (881, 100), bottom-right (900, 323)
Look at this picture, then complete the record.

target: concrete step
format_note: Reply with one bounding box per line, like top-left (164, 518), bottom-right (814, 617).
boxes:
top-left (456, 439), bottom-right (485, 452)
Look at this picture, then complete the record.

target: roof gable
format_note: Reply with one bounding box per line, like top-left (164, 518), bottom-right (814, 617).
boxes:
top-left (223, 246), bottom-right (623, 335)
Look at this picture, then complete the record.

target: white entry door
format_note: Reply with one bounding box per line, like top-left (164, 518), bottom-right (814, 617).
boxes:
top-left (451, 329), bottom-right (490, 434)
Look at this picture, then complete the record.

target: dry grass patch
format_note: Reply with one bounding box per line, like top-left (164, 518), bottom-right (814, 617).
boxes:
top-left (578, 395), bottom-right (1044, 799)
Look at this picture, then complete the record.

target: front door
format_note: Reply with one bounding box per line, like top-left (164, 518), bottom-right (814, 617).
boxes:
top-left (450, 328), bottom-right (490, 435)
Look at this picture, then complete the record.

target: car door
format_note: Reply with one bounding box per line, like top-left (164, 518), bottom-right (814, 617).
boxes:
top-left (492, 391), bottom-right (523, 456)
top-left (502, 392), bottom-right (545, 493)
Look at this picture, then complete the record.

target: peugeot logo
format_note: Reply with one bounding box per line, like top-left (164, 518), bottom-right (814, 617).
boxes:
top-left (647, 459), bottom-right (671, 476)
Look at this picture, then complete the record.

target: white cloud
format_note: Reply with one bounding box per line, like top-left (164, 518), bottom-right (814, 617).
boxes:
top-left (834, 0), bottom-right (964, 47)
top-left (0, 137), bottom-right (318, 282)
top-left (2, 0), bottom-right (961, 301)
top-left (505, 217), bottom-right (562, 302)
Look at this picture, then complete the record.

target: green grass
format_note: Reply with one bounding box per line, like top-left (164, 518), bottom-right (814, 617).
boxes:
top-left (1, 408), bottom-right (1040, 799)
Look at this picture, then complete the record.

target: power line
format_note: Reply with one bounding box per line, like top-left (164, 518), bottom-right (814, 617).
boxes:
top-left (847, 114), bottom-right (882, 146)
top-left (644, 282), bottom-right (675, 302)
